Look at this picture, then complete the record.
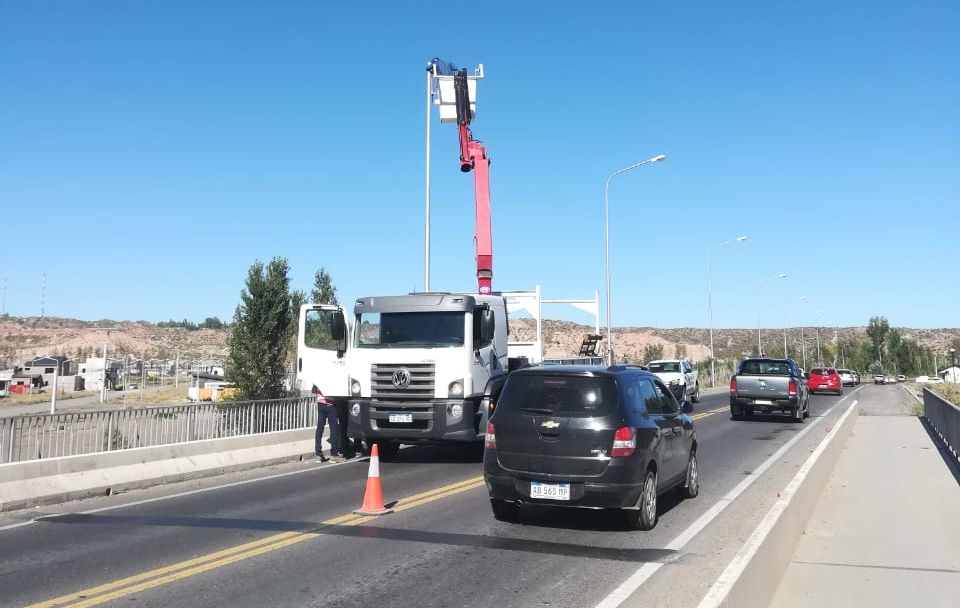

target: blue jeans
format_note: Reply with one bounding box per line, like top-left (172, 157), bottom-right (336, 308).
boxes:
top-left (316, 404), bottom-right (341, 457)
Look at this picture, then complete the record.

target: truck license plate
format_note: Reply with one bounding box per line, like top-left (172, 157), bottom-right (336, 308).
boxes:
top-left (754, 399), bottom-right (773, 405)
top-left (530, 482), bottom-right (570, 500)
top-left (389, 413), bottom-right (413, 423)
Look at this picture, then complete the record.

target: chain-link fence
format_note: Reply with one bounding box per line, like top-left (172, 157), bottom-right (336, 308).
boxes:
top-left (0, 397), bottom-right (314, 464)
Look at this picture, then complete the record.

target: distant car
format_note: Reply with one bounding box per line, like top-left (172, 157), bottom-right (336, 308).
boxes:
top-left (929, 376), bottom-right (944, 384)
top-left (837, 369), bottom-right (856, 386)
top-left (484, 365), bottom-right (699, 530)
top-left (852, 371), bottom-right (861, 385)
top-left (647, 359), bottom-right (700, 403)
top-left (885, 374), bottom-right (897, 384)
top-left (897, 375), bottom-right (906, 382)
top-left (808, 367), bottom-right (842, 395)
top-left (873, 374), bottom-right (886, 385)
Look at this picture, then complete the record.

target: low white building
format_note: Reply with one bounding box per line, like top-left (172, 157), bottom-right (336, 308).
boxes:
top-left (939, 366), bottom-right (960, 384)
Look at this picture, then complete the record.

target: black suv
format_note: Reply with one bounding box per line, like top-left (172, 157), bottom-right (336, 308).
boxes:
top-left (483, 365), bottom-right (698, 530)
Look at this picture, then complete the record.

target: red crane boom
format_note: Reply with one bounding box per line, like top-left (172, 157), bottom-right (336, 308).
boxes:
top-left (452, 68), bottom-right (493, 295)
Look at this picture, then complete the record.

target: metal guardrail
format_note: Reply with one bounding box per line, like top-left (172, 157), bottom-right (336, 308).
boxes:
top-left (0, 397), bottom-right (314, 464)
top-left (923, 388), bottom-right (960, 465)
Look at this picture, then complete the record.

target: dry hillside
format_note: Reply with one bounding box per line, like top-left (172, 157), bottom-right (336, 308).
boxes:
top-left (1, 315), bottom-right (957, 368)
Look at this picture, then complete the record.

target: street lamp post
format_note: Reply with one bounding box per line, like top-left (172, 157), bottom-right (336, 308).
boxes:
top-left (757, 274), bottom-right (788, 355)
top-left (708, 236), bottom-right (748, 388)
top-left (950, 348), bottom-right (957, 383)
top-left (604, 154), bottom-right (667, 365)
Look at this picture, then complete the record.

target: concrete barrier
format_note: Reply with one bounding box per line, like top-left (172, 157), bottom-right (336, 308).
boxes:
top-left (0, 428), bottom-right (315, 512)
top-left (698, 400), bottom-right (860, 608)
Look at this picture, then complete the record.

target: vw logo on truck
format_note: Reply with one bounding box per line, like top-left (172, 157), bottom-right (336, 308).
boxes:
top-left (392, 368), bottom-right (411, 389)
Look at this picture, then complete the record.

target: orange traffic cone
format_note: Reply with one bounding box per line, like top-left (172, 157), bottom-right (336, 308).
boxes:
top-left (353, 443), bottom-right (393, 516)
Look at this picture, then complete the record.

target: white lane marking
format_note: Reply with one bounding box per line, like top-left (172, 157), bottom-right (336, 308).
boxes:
top-left (595, 386), bottom-right (863, 608)
top-left (696, 399), bottom-right (858, 608)
top-left (0, 455), bottom-right (364, 533)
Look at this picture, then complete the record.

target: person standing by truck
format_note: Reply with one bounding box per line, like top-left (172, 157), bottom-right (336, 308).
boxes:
top-left (312, 385), bottom-right (343, 462)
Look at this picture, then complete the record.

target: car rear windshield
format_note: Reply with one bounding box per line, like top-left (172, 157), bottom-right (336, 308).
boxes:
top-left (810, 368), bottom-right (835, 375)
top-left (738, 360), bottom-right (793, 376)
top-left (648, 362), bottom-right (680, 373)
top-left (498, 374), bottom-right (617, 418)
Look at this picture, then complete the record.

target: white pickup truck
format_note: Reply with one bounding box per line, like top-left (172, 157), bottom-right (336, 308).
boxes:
top-left (647, 359), bottom-right (700, 403)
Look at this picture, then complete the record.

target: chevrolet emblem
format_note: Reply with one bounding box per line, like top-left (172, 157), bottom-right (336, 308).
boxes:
top-left (541, 420), bottom-right (560, 429)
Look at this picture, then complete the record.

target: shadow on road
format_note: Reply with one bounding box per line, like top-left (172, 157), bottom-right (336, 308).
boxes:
top-left (381, 443), bottom-right (485, 464)
top-left (43, 513), bottom-right (678, 564)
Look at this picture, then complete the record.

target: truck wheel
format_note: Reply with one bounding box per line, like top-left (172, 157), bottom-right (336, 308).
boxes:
top-left (793, 406), bottom-right (804, 423)
top-left (623, 470), bottom-right (658, 530)
top-left (375, 441), bottom-right (400, 461)
top-left (691, 384), bottom-right (700, 403)
top-left (490, 499), bottom-right (520, 522)
top-left (730, 406), bottom-right (742, 421)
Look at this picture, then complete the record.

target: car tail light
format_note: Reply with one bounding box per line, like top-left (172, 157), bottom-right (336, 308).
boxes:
top-left (611, 427), bottom-right (636, 458)
top-left (788, 380), bottom-right (798, 397)
top-left (729, 378), bottom-right (737, 395)
top-left (484, 423), bottom-right (496, 450)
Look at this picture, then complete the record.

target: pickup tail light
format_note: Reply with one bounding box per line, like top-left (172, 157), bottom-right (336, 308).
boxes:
top-left (484, 423), bottom-right (496, 450)
top-left (729, 378), bottom-right (737, 395)
top-left (788, 380), bottom-right (798, 397)
top-left (611, 427), bottom-right (636, 458)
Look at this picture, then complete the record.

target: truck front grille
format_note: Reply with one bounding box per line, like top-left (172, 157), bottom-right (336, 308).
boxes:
top-left (371, 363), bottom-right (435, 401)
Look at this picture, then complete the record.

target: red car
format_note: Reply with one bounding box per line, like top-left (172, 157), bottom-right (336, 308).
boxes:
top-left (807, 367), bottom-right (842, 395)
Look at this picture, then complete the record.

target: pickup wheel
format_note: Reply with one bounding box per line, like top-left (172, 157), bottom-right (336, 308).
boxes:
top-left (730, 406), bottom-right (742, 421)
top-left (691, 383), bottom-right (700, 403)
top-left (792, 406), bottom-right (804, 423)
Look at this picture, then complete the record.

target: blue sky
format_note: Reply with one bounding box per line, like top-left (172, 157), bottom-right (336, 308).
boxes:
top-left (1, 1), bottom-right (957, 329)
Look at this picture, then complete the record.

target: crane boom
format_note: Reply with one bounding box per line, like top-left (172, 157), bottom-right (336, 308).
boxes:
top-left (451, 66), bottom-right (493, 294)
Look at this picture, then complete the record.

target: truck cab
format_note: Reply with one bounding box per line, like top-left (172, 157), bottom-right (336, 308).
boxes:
top-left (298, 293), bottom-right (510, 458)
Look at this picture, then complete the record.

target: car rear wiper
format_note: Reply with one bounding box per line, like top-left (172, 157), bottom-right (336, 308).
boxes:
top-left (519, 407), bottom-right (555, 415)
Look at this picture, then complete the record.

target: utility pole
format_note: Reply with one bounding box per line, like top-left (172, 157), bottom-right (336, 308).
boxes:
top-left (40, 273), bottom-right (46, 318)
top-left (175, 348), bottom-right (180, 388)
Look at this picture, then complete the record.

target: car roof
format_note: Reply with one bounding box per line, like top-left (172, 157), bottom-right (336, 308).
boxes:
top-left (510, 364), bottom-right (655, 380)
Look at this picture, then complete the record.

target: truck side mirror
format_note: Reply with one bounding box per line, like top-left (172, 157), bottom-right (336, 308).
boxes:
top-left (480, 308), bottom-right (495, 343)
top-left (330, 310), bottom-right (346, 342)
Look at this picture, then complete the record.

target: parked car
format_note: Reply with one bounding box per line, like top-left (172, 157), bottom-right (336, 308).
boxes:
top-left (837, 368), bottom-right (856, 386)
top-left (647, 359), bottom-right (700, 403)
top-left (484, 365), bottom-right (698, 530)
top-left (808, 367), bottom-right (843, 395)
top-left (729, 357), bottom-right (809, 422)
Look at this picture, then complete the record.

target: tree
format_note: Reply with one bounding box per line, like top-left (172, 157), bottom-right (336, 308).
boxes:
top-left (311, 268), bottom-right (339, 305)
top-left (673, 343), bottom-right (687, 359)
top-left (866, 316), bottom-right (890, 366)
top-left (226, 258), bottom-right (295, 399)
top-left (642, 343), bottom-right (664, 364)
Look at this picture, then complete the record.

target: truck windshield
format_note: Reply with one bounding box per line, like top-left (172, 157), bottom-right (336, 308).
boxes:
top-left (739, 360), bottom-right (793, 375)
top-left (355, 312), bottom-right (465, 348)
top-left (648, 362), bottom-right (680, 373)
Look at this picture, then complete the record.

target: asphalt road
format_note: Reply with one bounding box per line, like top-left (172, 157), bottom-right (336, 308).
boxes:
top-left (0, 387), bottom-right (869, 608)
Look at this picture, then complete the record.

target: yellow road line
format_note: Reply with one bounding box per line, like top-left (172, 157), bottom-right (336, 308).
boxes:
top-left (25, 477), bottom-right (486, 608)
